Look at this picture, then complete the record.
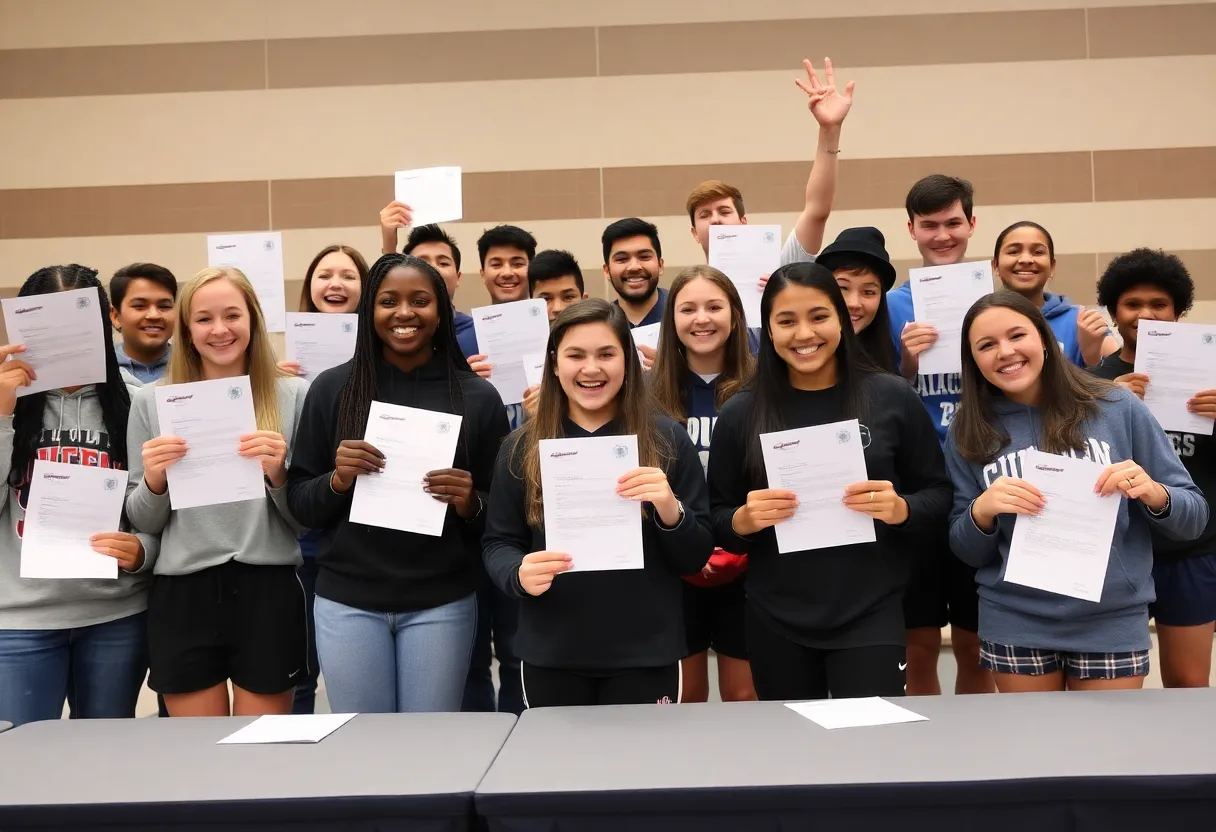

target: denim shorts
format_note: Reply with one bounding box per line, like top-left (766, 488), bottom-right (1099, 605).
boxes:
top-left (980, 640), bottom-right (1150, 679)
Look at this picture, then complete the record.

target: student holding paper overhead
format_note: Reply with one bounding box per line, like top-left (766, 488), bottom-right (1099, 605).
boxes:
top-left (650, 266), bottom-right (756, 703)
top-left (945, 291), bottom-right (1206, 693)
top-left (286, 254), bottom-right (508, 714)
top-left (991, 221), bottom-right (1117, 368)
top-left (1092, 250), bottom-right (1216, 688)
top-left (482, 299), bottom-right (713, 708)
top-left (126, 267), bottom-right (309, 718)
top-left (707, 263), bottom-right (951, 702)
top-left (0, 265), bottom-right (155, 726)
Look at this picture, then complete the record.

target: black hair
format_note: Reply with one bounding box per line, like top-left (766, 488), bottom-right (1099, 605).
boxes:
top-left (476, 225), bottom-right (537, 268)
top-left (335, 254), bottom-right (473, 456)
top-left (109, 263), bottom-right (178, 310)
top-left (905, 174), bottom-right (975, 222)
top-left (1096, 248), bottom-right (1194, 319)
top-left (743, 262), bottom-right (880, 481)
top-left (828, 254), bottom-right (899, 373)
top-left (9, 265), bottom-right (132, 487)
top-left (601, 217), bottom-right (662, 264)
top-left (405, 224), bottom-right (462, 272)
top-left (993, 221), bottom-right (1055, 261)
top-left (527, 250), bottom-right (585, 295)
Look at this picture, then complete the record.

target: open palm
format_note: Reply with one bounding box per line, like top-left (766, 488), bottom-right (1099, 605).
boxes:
top-left (797, 58), bottom-right (854, 128)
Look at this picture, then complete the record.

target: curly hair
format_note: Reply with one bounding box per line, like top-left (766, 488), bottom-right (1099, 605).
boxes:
top-left (1096, 248), bottom-right (1194, 318)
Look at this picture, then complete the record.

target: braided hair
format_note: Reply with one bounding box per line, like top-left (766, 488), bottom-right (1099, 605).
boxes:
top-left (8, 265), bottom-right (132, 486)
top-left (335, 254), bottom-right (473, 456)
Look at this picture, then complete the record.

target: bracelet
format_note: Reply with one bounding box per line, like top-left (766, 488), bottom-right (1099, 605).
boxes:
top-left (1147, 486), bottom-right (1171, 518)
top-left (823, 149), bottom-right (842, 155)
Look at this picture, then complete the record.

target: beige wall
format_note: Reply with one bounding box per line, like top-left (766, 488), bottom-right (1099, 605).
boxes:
top-left (1, 0), bottom-right (1214, 346)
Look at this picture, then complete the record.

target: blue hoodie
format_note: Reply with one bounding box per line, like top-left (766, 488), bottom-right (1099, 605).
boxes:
top-left (945, 386), bottom-right (1208, 653)
top-left (1040, 292), bottom-right (1092, 369)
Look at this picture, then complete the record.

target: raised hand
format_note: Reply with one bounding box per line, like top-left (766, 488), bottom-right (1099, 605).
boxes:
top-left (1113, 373), bottom-right (1149, 399)
top-left (466, 354), bottom-right (493, 380)
top-left (1076, 309), bottom-right (1108, 364)
top-left (797, 57), bottom-right (855, 128)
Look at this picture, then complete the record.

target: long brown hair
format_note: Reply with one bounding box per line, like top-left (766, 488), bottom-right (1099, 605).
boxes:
top-left (168, 267), bottom-right (285, 432)
top-left (513, 299), bottom-right (671, 527)
top-left (651, 266), bottom-right (754, 421)
top-left (952, 291), bottom-right (1114, 463)
top-left (298, 244), bottom-right (369, 313)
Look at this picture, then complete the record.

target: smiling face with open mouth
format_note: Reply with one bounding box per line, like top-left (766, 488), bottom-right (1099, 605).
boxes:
top-left (674, 276), bottom-right (732, 359)
top-left (555, 321), bottom-right (626, 425)
top-left (112, 277), bottom-right (175, 357)
top-left (909, 200), bottom-right (975, 266)
top-left (606, 235), bottom-right (662, 305)
top-left (187, 279), bottom-right (251, 377)
top-left (482, 245), bottom-right (530, 304)
top-left (833, 267), bottom-right (882, 334)
top-left (373, 265), bottom-right (440, 370)
top-left (769, 284), bottom-right (843, 390)
top-left (969, 306), bottom-right (1046, 404)
top-left (995, 225), bottom-right (1055, 299)
top-left (308, 250), bottom-right (363, 314)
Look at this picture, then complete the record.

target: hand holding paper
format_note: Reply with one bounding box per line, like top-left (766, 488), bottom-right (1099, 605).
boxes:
top-left (394, 167), bottom-right (463, 226)
top-left (908, 261), bottom-right (994, 376)
top-left (1134, 320), bottom-right (1216, 435)
top-left (0, 344), bottom-right (35, 416)
top-left (1, 287), bottom-right (108, 396)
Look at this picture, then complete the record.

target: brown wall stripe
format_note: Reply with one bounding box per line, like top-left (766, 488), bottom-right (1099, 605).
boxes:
top-left (1, 4), bottom-right (1212, 99)
top-left (3, 148), bottom-right (1213, 240)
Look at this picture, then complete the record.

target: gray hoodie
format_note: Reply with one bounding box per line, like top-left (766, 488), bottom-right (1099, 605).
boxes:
top-left (125, 376), bottom-right (309, 575)
top-left (0, 382), bottom-right (156, 630)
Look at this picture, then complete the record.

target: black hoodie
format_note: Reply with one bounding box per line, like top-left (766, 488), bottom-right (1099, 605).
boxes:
top-left (287, 355), bottom-right (508, 612)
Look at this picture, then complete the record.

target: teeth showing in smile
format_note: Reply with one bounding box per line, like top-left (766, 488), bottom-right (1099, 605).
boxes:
top-left (392, 326), bottom-right (418, 336)
top-left (209, 339), bottom-right (236, 349)
top-left (691, 329), bottom-right (715, 337)
top-left (794, 345), bottom-right (820, 356)
top-left (998, 361), bottom-right (1027, 374)
top-left (576, 380), bottom-right (606, 389)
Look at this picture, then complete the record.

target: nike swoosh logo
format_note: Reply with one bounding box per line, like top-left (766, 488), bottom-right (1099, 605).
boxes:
top-left (288, 670), bottom-right (300, 679)
top-left (898, 662), bottom-right (908, 671)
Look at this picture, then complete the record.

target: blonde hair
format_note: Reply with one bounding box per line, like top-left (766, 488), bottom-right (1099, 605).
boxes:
top-left (168, 267), bottom-right (285, 432)
top-left (685, 180), bottom-right (745, 224)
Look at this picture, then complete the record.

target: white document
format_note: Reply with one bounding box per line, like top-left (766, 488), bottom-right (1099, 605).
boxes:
top-left (708, 224), bottom-right (781, 329)
top-left (630, 323), bottom-right (661, 360)
top-left (472, 300), bottom-right (551, 405)
top-left (285, 312), bottom-right (358, 381)
top-left (1135, 320), bottom-right (1216, 436)
top-left (540, 435), bottom-right (643, 572)
top-left (154, 376), bottom-right (265, 511)
top-left (760, 419), bottom-right (875, 554)
top-left (218, 713), bottom-right (358, 745)
top-left (207, 232), bottom-right (287, 333)
top-left (1, 288), bottom-right (108, 397)
top-left (785, 698), bottom-right (928, 730)
top-left (908, 261), bottom-right (994, 376)
top-left (394, 166), bottom-right (463, 226)
top-left (20, 460), bottom-right (128, 579)
top-left (523, 352), bottom-right (547, 389)
top-left (349, 402), bottom-right (462, 536)
top-left (1005, 449), bottom-right (1120, 603)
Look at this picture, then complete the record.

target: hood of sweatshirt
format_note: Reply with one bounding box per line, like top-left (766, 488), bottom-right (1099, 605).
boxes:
top-left (1040, 292), bottom-right (1073, 320)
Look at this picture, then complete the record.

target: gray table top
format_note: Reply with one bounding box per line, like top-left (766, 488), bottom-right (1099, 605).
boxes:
top-left (476, 689), bottom-right (1216, 799)
top-left (0, 712), bottom-right (516, 809)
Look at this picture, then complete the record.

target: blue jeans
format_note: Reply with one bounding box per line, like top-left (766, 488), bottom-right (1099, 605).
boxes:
top-left (0, 612), bottom-right (148, 726)
top-left (291, 557), bottom-right (321, 714)
top-left (463, 569), bottom-right (524, 715)
top-left (314, 593), bottom-right (476, 713)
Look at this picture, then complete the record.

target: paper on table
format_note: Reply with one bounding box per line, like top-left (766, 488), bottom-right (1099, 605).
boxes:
top-left (630, 323), bottom-right (661, 360)
top-left (207, 232), bottom-right (287, 333)
top-left (218, 713), bottom-right (358, 745)
top-left (785, 698), bottom-right (928, 730)
top-left (154, 376), bottom-right (265, 511)
top-left (394, 166), bottom-right (463, 226)
top-left (1134, 320), bottom-right (1216, 436)
top-left (1005, 449), bottom-right (1119, 603)
top-left (472, 300), bottom-right (550, 405)
top-left (908, 261), bottom-right (994, 376)
top-left (285, 312), bottom-right (358, 381)
top-left (760, 419), bottom-right (875, 553)
top-left (708, 225), bottom-right (781, 329)
top-left (1, 288), bottom-right (108, 397)
top-left (20, 460), bottom-right (128, 579)
top-left (523, 352), bottom-right (547, 389)
top-left (540, 435), bottom-right (643, 572)
top-left (349, 402), bottom-right (462, 536)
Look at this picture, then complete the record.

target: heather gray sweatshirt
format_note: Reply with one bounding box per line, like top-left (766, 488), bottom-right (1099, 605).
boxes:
top-left (125, 376), bottom-right (309, 575)
top-left (0, 382), bottom-right (156, 630)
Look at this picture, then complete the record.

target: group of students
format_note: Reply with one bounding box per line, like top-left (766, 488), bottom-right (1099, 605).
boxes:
top-left (2, 58), bottom-right (1214, 727)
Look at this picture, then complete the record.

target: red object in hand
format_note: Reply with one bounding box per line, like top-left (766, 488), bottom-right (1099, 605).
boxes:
top-left (683, 548), bottom-right (748, 588)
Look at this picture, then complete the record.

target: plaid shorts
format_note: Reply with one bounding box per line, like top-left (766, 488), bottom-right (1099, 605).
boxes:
top-left (980, 640), bottom-right (1150, 680)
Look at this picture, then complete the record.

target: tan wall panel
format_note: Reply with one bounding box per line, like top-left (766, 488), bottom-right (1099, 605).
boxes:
top-left (1094, 147), bottom-right (1216, 202)
top-left (1088, 3), bottom-right (1216, 60)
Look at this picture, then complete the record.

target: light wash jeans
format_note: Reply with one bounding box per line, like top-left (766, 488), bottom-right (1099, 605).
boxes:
top-left (314, 593), bottom-right (476, 713)
top-left (0, 612), bottom-right (148, 726)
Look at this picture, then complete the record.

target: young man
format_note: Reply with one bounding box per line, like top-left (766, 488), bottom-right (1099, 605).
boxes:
top-left (884, 174), bottom-right (993, 696)
top-left (686, 58), bottom-right (853, 267)
top-left (603, 217), bottom-right (665, 328)
top-left (1092, 249), bottom-right (1215, 688)
top-left (529, 249), bottom-right (588, 323)
top-left (402, 223), bottom-right (476, 354)
top-left (109, 263), bottom-right (177, 384)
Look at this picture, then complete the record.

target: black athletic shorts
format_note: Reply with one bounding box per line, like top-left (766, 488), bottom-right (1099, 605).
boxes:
top-left (903, 521), bottom-right (980, 633)
top-left (521, 663), bottom-right (681, 708)
top-left (683, 577), bottom-right (748, 659)
top-left (148, 559), bottom-right (308, 696)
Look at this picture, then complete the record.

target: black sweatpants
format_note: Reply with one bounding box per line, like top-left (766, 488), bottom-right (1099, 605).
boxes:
top-left (521, 663), bottom-right (681, 708)
top-left (746, 604), bottom-right (905, 701)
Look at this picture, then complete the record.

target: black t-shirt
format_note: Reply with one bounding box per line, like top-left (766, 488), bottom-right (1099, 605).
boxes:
top-left (1092, 353), bottom-right (1216, 560)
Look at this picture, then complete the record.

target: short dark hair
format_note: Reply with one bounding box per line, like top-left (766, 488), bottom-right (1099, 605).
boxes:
top-left (905, 174), bottom-right (975, 222)
top-left (404, 224), bottom-right (462, 271)
top-left (477, 225), bottom-right (537, 268)
top-left (528, 250), bottom-right (584, 295)
top-left (1096, 248), bottom-right (1194, 319)
top-left (601, 217), bottom-right (662, 264)
top-left (993, 221), bottom-right (1055, 261)
top-left (109, 263), bottom-right (178, 309)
